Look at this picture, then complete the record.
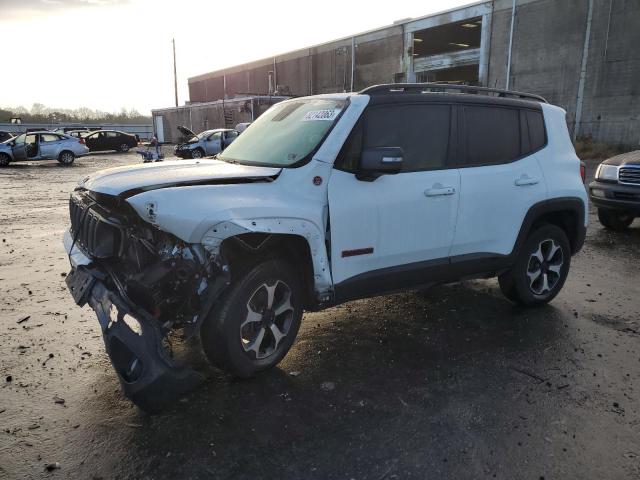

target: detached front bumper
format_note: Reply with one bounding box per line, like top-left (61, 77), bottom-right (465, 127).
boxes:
top-left (174, 149), bottom-right (193, 159)
top-left (589, 180), bottom-right (640, 214)
top-left (64, 233), bottom-right (203, 411)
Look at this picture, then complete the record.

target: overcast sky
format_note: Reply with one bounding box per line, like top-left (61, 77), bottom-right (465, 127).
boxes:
top-left (0, 0), bottom-right (473, 114)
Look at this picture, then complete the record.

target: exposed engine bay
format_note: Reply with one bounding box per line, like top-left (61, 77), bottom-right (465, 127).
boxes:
top-left (66, 188), bottom-right (232, 410)
top-left (69, 189), bottom-right (229, 331)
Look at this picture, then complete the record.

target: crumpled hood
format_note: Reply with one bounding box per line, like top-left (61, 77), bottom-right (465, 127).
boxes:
top-left (79, 159), bottom-right (281, 196)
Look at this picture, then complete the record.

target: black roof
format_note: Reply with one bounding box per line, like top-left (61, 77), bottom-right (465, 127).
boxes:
top-left (361, 83), bottom-right (546, 109)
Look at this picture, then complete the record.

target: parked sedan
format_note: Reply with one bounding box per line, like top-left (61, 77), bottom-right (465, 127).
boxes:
top-left (174, 126), bottom-right (238, 159)
top-left (0, 131), bottom-right (89, 166)
top-left (83, 129), bottom-right (138, 153)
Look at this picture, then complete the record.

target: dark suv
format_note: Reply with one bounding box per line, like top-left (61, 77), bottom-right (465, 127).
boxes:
top-left (589, 151), bottom-right (640, 230)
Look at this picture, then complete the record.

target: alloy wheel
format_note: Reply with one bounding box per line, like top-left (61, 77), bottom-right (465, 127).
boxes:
top-left (240, 280), bottom-right (294, 360)
top-left (192, 149), bottom-right (203, 159)
top-left (60, 152), bottom-right (74, 164)
top-left (120, 143), bottom-right (130, 152)
top-left (526, 238), bottom-right (564, 295)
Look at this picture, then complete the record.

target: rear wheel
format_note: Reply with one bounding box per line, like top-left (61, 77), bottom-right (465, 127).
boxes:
top-left (191, 148), bottom-right (204, 159)
top-left (57, 151), bottom-right (75, 166)
top-left (119, 143), bottom-right (131, 152)
top-left (597, 208), bottom-right (634, 231)
top-left (0, 153), bottom-right (10, 167)
top-left (498, 224), bottom-right (571, 306)
top-left (201, 259), bottom-right (303, 378)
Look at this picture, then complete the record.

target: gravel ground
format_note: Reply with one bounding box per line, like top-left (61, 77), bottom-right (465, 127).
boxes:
top-left (0, 153), bottom-right (639, 479)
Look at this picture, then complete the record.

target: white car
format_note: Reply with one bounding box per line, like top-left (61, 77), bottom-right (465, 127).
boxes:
top-left (63, 84), bottom-right (588, 410)
top-left (0, 131), bottom-right (89, 166)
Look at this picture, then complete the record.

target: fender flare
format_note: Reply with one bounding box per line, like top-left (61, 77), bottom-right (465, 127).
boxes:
top-left (511, 197), bottom-right (586, 257)
top-left (201, 218), bottom-right (333, 300)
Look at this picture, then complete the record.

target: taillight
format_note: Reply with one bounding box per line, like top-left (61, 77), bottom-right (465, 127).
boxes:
top-left (580, 162), bottom-right (586, 183)
top-left (78, 138), bottom-right (85, 145)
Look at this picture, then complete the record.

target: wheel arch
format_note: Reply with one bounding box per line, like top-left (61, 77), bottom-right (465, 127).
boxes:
top-left (202, 219), bottom-right (332, 309)
top-left (513, 197), bottom-right (586, 257)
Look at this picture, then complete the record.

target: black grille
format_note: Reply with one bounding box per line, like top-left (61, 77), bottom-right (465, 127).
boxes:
top-left (69, 193), bottom-right (123, 258)
top-left (619, 166), bottom-right (640, 185)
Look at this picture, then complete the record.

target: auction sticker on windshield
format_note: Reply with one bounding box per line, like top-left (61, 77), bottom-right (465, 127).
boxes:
top-left (302, 109), bottom-right (342, 121)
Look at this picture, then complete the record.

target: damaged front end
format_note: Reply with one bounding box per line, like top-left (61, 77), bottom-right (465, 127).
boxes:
top-left (64, 189), bottom-right (230, 411)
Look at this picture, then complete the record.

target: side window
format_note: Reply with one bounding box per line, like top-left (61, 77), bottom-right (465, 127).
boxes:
top-left (526, 110), bottom-right (546, 151)
top-left (225, 131), bottom-right (238, 140)
top-left (41, 134), bottom-right (60, 142)
top-left (462, 106), bottom-right (520, 166)
top-left (106, 131), bottom-right (119, 138)
top-left (336, 103), bottom-right (451, 173)
top-left (209, 132), bottom-right (222, 141)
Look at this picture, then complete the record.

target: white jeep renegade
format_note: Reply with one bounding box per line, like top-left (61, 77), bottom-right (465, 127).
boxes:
top-left (64, 84), bottom-right (588, 410)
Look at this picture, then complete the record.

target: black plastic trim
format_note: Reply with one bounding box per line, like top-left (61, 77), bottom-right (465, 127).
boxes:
top-left (331, 197), bottom-right (586, 305)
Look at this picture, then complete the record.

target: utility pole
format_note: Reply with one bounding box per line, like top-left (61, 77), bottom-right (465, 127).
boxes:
top-left (505, 0), bottom-right (516, 90)
top-left (172, 38), bottom-right (178, 107)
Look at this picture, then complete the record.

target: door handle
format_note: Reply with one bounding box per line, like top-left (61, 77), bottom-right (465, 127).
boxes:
top-left (425, 186), bottom-right (456, 197)
top-left (514, 175), bottom-right (540, 186)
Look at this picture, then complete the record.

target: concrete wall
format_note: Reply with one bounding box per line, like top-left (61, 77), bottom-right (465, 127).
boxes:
top-left (489, 0), bottom-right (640, 146)
top-left (578, 0), bottom-right (640, 146)
top-left (182, 0), bottom-right (640, 146)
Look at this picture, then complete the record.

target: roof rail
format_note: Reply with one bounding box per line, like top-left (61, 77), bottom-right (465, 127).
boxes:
top-left (359, 83), bottom-right (548, 103)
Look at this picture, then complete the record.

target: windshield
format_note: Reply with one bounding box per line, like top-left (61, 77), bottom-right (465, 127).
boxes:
top-left (219, 98), bottom-right (346, 167)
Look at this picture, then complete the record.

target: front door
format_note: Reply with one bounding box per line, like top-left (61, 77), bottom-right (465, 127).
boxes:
top-left (85, 132), bottom-right (101, 151)
top-left (328, 102), bottom-right (460, 300)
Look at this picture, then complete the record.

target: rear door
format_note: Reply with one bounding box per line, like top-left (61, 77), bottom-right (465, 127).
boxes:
top-left (39, 133), bottom-right (62, 159)
top-left (328, 102), bottom-right (460, 298)
top-left (451, 104), bottom-right (548, 258)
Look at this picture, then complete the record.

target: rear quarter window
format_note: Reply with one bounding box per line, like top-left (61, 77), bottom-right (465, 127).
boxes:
top-left (526, 110), bottom-right (546, 152)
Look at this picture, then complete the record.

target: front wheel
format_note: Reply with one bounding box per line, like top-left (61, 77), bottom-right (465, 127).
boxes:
top-left (201, 259), bottom-right (303, 378)
top-left (597, 208), bottom-right (634, 231)
top-left (57, 151), bottom-right (75, 166)
top-left (119, 143), bottom-right (131, 152)
top-left (498, 224), bottom-right (571, 307)
top-left (191, 148), bottom-right (204, 159)
top-left (0, 153), bottom-right (10, 167)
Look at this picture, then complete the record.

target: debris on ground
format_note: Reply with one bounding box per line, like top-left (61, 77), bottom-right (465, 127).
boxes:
top-left (53, 396), bottom-right (65, 405)
top-left (321, 381), bottom-right (336, 391)
top-left (16, 316), bottom-right (30, 324)
top-left (44, 462), bottom-right (60, 472)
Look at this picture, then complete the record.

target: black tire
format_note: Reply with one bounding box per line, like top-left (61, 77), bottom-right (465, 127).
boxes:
top-left (191, 148), bottom-right (204, 159)
top-left (57, 151), bottom-right (75, 166)
top-left (597, 208), bottom-right (634, 231)
top-left (119, 143), bottom-right (131, 153)
top-left (0, 153), bottom-right (10, 167)
top-left (201, 259), bottom-right (303, 378)
top-left (498, 224), bottom-right (571, 307)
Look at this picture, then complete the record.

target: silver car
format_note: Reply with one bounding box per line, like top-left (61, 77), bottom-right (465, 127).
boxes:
top-left (0, 131), bottom-right (90, 166)
top-left (174, 126), bottom-right (239, 159)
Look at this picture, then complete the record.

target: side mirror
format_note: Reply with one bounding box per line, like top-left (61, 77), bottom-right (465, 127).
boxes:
top-left (356, 146), bottom-right (404, 181)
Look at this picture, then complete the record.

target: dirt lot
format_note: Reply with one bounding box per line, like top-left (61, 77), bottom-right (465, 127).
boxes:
top-left (1, 153), bottom-right (639, 479)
